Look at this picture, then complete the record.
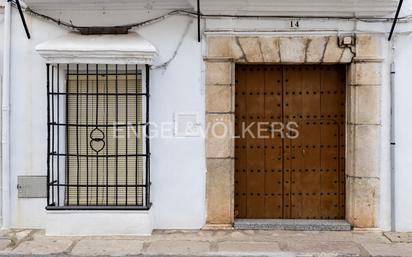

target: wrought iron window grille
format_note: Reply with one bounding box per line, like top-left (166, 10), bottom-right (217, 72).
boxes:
top-left (46, 64), bottom-right (151, 210)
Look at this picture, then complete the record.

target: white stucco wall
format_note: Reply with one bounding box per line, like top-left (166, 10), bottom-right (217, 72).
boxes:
top-left (393, 31), bottom-right (412, 232)
top-left (8, 8), bottom-right (205, 230)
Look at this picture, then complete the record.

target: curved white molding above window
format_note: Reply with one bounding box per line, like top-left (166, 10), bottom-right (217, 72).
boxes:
top-left (36, 32), bottom-right (158, 64)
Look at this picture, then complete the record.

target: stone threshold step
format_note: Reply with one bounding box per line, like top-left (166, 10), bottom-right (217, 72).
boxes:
top-left (234, 219), bottom-right (352, 231)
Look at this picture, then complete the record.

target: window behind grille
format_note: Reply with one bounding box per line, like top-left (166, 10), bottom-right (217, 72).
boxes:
top-left (47, 64), bottom-right (151, 210)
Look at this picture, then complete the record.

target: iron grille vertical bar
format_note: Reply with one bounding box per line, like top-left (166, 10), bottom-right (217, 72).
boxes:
top-left (115, 64), bottom-right (119, 205)
top-left (105, 64), bottom-right (109, 206)
top-left (125, 64), bottom-right (129, 205)
top-left (135, 64), bottom-right (138, 205)
top-left (76, 64), bottom-right (80, 206)
top-left (95, 64), bottom-right (99, 205)
top-left (51, 65), bottom-right (55, 205)
top-left (57, 64), bottom-right (60, 206)
top-left (66, 64), bottom-right (70, 206)
top-left (46, 63), bottom-right (51, 206)
top-left (86, 64), bottom-right (89, 205)
top-left (145, 64), bottom-right (151, 207)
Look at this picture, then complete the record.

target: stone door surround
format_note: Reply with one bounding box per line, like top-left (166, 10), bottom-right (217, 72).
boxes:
top-left (205, 35), bottom-right (382, 228)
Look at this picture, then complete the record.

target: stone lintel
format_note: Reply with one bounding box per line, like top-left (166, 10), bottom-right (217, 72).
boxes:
top-left (207, 35), bottom-right (356, 64)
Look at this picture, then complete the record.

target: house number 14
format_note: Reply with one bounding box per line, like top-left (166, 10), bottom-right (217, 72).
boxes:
top-left (290, 20), bottom-right (300, 28)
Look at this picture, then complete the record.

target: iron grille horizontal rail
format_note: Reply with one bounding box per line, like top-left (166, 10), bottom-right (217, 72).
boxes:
top-left (49, 92), bottom-right (149, 96)
top-left (66, 72), bottom-right (141, 76)
top-left (46, 204), bottom-right (152, 211)
top-left (47, 183), bottom-right (149, 188)
top-left (48, 123), bottom-right (149, 127)
top-left (50, 153), bottom-right (149, 157)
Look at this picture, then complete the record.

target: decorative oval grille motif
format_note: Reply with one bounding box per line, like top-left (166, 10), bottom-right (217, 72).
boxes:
top-left (89, 127), bottom-right (105, 153)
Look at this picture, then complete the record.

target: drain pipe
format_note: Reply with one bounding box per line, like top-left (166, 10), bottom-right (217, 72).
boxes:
top-left (2, 0), bottom-right (11, 229)
top-left (390, 37), bottom-right (396, 232)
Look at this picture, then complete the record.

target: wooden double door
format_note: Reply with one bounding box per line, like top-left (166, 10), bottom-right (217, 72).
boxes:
top-left (234, 65), bottom-right (346, 219)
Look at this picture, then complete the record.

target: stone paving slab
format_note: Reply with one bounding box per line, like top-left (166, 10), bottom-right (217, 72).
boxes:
top-left (352, 232), bottom-right (390, 244)
top-left (284, 240), bottom-right (362, 256)
top-left (14, 231), bottom-right (31, 242)
top-left (362, 242), bottom-right (412, 257)
top-left (217, 241), bottom-right (282, 254)
top-left (384, 232), bottom-right (412, 243)
top-left (0, 240), bottom-right (11, 252)
top-left (3, 238), bottom-right (73, 255)
top-left (71, 239), bottom-right (144, 256)
top-left (144, 240), bottom-right (211, 256)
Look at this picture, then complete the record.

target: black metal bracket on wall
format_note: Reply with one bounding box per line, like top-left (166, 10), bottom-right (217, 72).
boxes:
top-left (388, 0), bottom-right (404, 41)
top-left (13, 0), bottom-right (31, 39)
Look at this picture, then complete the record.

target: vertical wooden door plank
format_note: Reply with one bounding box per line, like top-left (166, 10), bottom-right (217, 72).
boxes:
top-left (264, 66), bottom-right (284, 218)
top-left (245, 66), bottom-right (266, 218)
top-left (235, 65), bottom-right (248, 218)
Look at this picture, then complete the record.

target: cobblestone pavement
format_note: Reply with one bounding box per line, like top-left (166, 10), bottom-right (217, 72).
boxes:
top-left (0, 229), bottom-right (410, 257)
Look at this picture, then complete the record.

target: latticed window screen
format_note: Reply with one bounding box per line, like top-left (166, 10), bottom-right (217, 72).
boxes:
top-left (47, 64), bottom-right (151, 210)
